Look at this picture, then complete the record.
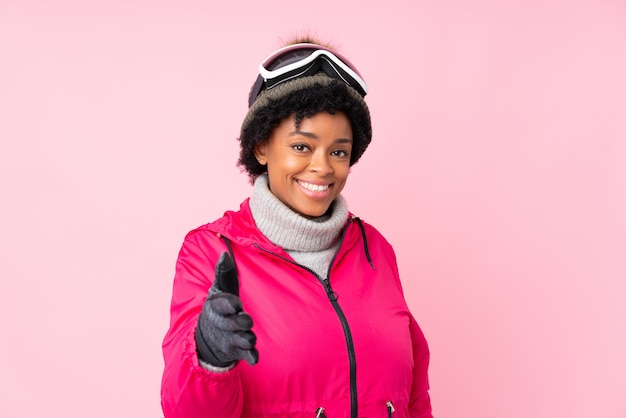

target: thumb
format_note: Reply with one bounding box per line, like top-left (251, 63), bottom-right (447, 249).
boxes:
top-left (212, 251), bottom-right (239, 296)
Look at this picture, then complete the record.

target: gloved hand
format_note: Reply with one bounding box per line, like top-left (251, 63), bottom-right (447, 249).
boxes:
top-left (195, 251), bottom-right (259, 367)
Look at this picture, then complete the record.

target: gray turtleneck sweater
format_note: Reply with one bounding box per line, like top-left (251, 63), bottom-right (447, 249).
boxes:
top-left (249, 174), bottom-right (349, 280)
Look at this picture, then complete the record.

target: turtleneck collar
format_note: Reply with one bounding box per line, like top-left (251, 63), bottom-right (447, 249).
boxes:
top-left (249, 174), bottom-right (349, 251)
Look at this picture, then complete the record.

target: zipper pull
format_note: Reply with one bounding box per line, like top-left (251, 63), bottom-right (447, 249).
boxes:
top-left (315, 407), bottom-right (326, 418)
top-left (322, 279), bottom-right (339, 302)
top-left (386, 400), bottom-right (395, 416)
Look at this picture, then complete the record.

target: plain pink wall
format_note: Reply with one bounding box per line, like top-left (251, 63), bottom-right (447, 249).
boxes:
top-left (1, 1), bottom-right (625, 417)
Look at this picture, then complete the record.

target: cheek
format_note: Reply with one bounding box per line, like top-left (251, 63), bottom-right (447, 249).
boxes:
top-left (285, 158), bottom-right (304, 171)
top-left (337, 163), bottom-right (351, 180)
top-left (267, 157), bottom-right (302, 179)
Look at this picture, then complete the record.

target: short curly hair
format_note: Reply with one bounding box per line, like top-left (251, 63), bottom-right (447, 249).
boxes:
top-left (237, 73), bottom-right (372, 183)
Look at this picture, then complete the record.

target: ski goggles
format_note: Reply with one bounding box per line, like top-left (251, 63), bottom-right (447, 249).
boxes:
top-left (248, 43), bottom-right (369, 108)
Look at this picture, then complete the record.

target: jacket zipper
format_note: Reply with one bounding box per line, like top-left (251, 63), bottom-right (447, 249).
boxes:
top-left (386, 400), bottom-right (395, 417)
top-left (254, 219), bottom-right (358, 418)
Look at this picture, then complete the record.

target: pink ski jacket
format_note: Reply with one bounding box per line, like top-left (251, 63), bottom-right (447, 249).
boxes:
top-left (161, 199), bottom-right (432, 418)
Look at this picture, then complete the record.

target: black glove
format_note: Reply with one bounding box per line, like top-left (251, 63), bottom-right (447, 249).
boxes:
top-left (195, 251), bottom-right (259, 367)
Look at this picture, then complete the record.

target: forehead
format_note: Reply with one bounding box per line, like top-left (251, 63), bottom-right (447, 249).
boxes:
top-left (272, 111), bottom-right (353, 139)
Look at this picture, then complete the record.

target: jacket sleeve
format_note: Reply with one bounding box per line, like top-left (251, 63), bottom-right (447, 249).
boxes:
top-left (161, 232), bottom-right (244, 418)
top-left (408, 314), bottom-right (433, 418)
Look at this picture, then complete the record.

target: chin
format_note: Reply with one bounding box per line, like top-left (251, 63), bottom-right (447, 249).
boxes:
top-left (299, 205), bottom-right (332, 219)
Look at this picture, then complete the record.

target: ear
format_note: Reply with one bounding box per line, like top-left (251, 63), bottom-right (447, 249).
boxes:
top-left (253, 141), bottom-right (268, 165)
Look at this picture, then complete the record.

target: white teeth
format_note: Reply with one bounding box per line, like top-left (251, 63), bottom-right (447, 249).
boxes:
top-left (299, 181), bottom-right (329, 192)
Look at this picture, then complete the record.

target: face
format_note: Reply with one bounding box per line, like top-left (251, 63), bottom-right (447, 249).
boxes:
top-left (254, 111), bottom-right (353, 218)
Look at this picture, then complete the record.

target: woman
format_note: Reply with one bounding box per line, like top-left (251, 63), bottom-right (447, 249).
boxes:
top-left (161, 38), bottom-right (433, 418)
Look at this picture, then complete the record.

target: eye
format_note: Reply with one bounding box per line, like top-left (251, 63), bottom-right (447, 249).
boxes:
top-left (291, 143), bottom-right (309, 152)
top-left (331, 149), bottom-right (350, 158)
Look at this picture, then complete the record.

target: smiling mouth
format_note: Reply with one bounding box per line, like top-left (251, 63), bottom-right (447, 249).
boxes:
top-left (297, 180), bottom-right (331, 192)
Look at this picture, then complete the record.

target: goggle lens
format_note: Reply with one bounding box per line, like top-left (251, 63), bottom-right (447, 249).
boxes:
top-left (248, 44), bottom-right (368, 108)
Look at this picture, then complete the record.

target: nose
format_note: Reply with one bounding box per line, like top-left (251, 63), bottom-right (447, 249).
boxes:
top-left (308, 150), bottom-right (333, 175)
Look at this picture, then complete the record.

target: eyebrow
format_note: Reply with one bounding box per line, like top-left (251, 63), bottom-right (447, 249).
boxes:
top-left (289, 130), bottom-right (353, 144)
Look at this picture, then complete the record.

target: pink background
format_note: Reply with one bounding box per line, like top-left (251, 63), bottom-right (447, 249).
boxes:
top-left (1, 1), bottom-right (625, 417)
